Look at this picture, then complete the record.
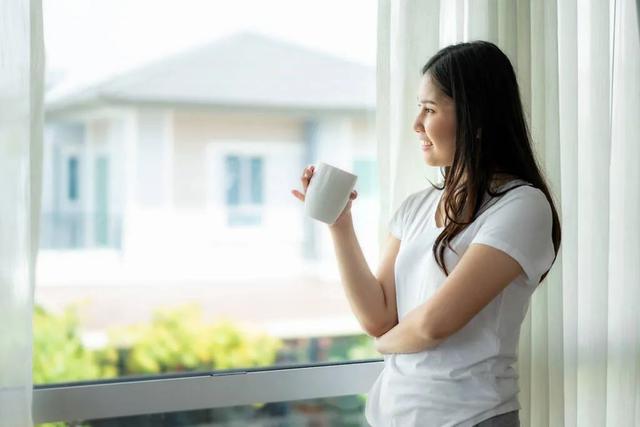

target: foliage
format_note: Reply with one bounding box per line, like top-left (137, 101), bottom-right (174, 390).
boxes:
top-left (33, 305), bottom-right (117, 384)
top-left (33, 303), bottom-right (378, 425)
top-left (109, 304), bottom-right (284, 374)
top-left (327, 333), bottom-right (380, 361)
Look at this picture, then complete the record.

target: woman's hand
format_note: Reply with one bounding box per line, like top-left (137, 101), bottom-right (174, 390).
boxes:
top-left (290, 164), bottom-right (358, 228)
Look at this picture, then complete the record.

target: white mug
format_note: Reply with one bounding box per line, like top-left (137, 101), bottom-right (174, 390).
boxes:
top-left (304, 162), bottom-right (358, 225)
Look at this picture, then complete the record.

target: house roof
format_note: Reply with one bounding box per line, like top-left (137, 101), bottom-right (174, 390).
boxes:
top-left (46, 32), bottom-right (376, 113)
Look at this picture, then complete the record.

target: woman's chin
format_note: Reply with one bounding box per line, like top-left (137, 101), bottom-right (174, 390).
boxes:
top-left (423, 156), bottom-right (437, 167)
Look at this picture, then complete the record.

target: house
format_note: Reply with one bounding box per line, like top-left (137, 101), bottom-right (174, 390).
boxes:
top-left (38, 32), bottom-right (380, 338)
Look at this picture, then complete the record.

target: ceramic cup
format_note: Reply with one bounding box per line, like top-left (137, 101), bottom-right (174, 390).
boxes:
top-left (304, 162), bottom-right (358, 225)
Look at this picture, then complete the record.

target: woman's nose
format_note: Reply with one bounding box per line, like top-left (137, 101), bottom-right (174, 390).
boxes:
top-left (413, 116), bottom-right (424, 134)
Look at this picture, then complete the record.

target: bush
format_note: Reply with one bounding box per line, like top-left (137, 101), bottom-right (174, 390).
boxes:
top-left (33, 305), bottom-right (117, 384)
top-left (33, 304), bottom-right (374, 426)
top-left (108, 304), bottom-right (284, 375)
top-left (34, 302), bottom-right (284, 383)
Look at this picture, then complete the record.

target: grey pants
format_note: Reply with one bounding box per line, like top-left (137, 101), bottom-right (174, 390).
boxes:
top-left (472, 410), bottom-right (520, 427)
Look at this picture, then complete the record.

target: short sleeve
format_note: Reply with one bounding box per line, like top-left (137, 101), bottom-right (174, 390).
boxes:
top-left (470, 188), bottom-right (556, 286)
top-left (388, 195), bottom-right (412, 239)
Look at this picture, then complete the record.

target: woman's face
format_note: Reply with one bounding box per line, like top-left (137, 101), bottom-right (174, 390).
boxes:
top-left (413, 72), bottom-right (457, 167)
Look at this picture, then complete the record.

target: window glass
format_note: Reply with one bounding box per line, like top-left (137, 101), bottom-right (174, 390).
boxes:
top-left (225, 155), bottom-right (242, 206)
top-left (94, 156), bottom-right (109, 246)
top-left (35, 394), bottom-right (368, 427)
top-left (250, 156), bottom-right (263, 204)
top-left (39, 0), bottom-right (379, 387)
top-left (67, 157), bottom-right (79, 201)
top-left (353, 159), bottom-right (378, 198)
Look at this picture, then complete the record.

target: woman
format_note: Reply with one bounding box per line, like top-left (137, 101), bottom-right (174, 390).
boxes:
top-left (291, 41), bottom-right (561, 427)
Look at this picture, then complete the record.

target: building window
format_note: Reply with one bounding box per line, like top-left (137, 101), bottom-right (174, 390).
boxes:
top-left (67, 156), bottom-right (79, 201)
top-left (224, 154), bottom-right (264, 226)
top-left (94, 156), bottom-right (110, 246)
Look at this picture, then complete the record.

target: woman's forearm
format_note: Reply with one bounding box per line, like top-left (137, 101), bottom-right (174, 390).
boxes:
top-left (374, 305), bottom-right (445, 354)
top-left (328, 214), bottom-right (394, 337)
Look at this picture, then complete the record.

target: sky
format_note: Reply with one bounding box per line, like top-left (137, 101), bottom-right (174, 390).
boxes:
top-left (43, 0), bottom-right (377, 90)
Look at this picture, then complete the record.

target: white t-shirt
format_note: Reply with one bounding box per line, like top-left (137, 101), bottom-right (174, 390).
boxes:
top-left (365, 179), bottom-right (556, 427)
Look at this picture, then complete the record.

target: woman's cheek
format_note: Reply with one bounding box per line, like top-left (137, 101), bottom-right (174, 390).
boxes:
top-left (424, 122), bottom-right (437, 141)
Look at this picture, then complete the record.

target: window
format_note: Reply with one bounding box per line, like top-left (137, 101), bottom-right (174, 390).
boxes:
top-left (225, 154), bottom-right (264, 226)
top-left (67, 156), bottom-right (79, 201)
top-left (94, 156), bottom-right (110, 246)
top-left (37, 0), bottom-right (378, 423)
top-left (71, 394), bottom-right (368, 426)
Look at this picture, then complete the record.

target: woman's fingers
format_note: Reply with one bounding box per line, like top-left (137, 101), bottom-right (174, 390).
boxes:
top-left (301, 165), bottom-right (315, 192)
top-left (292, 166), bottom-right (317, 202)
top-left (291, 187), bottom-right (356, 204)
top-left (291, 189), bottom-right (305, 201)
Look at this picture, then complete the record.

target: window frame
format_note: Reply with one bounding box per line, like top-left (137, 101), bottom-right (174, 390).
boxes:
top-left (33, 360), bottom-right (383, 423)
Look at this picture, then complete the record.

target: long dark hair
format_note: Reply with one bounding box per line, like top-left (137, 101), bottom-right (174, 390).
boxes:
top-left (422, 41), bottom-right (561, 284)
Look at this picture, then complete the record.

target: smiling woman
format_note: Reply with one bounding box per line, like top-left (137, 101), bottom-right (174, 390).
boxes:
top-left (24, 0), bottom-right (640, 425)
top-left (363, 41), bottom-right (561, 427)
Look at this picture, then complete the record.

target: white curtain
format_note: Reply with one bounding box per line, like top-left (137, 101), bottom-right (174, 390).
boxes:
top-left (376, 0), bottom-right (640, 426)
top-left (0, 0), bottom-right (45, 425)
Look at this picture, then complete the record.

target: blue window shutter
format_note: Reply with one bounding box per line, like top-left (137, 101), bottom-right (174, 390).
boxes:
top-left (225, 155), bottom-right (241, 206)
top-left (94, 157), bottom-right (109, 246)
top-left (250, 157), bottom-right (263, 204)
top-left (68, 156), bottom-right (79, 201)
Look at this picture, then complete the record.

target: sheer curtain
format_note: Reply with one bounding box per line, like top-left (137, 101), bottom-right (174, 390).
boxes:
top-left (0, 0), bottom-right (45, 425)
top-left (376, 0), bottom-right (640, 426)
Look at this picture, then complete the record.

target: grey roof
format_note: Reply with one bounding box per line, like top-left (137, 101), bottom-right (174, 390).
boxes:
top-left (46, 32), bottom-right (376, 113)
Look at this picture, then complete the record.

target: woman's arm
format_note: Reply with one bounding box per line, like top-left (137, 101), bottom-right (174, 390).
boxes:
top-left (292, 165), bottom-right (399, 337)
top-left (374, 305), bottom-right (445, 354)
top-left (376, 242), bottom-right (524, 354)
top-left (329, 214), bottom-right (399, 337)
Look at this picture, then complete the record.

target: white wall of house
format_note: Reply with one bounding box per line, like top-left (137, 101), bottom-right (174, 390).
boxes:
top-left (40, 106), bottom-right (379, 283)
top-left (166, 110), bottom-right (306, 277)
top-left (121, 108), bottom-right (175, 264)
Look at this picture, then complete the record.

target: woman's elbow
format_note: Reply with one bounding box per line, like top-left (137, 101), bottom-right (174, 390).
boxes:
top-left (363, 318), bottom-right (397, 338)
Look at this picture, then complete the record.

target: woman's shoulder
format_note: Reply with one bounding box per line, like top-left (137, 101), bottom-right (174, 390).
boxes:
top-left (400, 184), bottom-right (440, 203)
top-left (498, 180), bottom-right (547, 202)
top-left (395, 185), bottom-right (440, 217)
top-left (483, 180), bottom-right (551, 217)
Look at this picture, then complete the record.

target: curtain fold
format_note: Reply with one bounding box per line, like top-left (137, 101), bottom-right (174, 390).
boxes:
top-left (605, 0), bottom-right (640, 424)
top-left (376, 0), bottom-right (640, 425)
top-left (0, 0), bottom-right (44, 425)
top-left (376, 0), bottom-right (441, 247)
